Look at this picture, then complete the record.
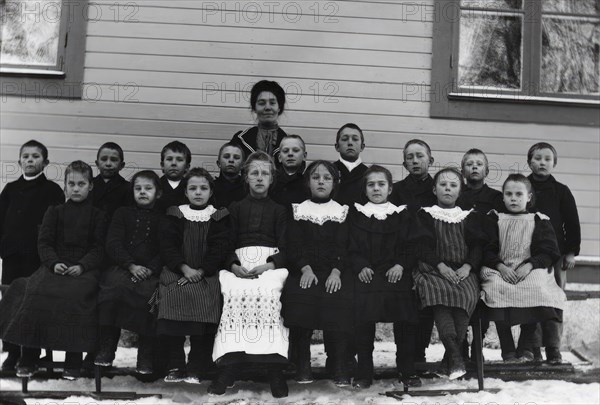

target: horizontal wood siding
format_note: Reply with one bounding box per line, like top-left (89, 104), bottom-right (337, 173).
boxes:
top-left (1, 0), bottom-right (598, 256)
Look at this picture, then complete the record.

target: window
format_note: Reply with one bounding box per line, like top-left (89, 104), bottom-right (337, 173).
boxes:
top-left (431, 0), bottom-right (600, 126)
top-left (0, 0), bottom-right (88, 98)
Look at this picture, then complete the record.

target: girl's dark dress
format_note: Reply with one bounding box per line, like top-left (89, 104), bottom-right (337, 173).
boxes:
top-left (282, 199), bottom-right (352, 332)
top-left (98, 205), bottom-right (163, 336)
top-left (349, 203), bottom-right (419, 324)
top-left (0, 200), bottom-right (106, 352)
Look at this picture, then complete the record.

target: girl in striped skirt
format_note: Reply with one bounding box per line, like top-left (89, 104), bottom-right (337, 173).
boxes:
top-left (157, 168), bottom-right (231, 383)
top-left (413, 168), bottom-right (486, 380)
top-left (480, 174), bottom-right (565, 363)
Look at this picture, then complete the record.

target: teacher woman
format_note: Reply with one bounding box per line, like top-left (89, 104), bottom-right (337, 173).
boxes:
top-left (230, 80), bottom-right (288, 162)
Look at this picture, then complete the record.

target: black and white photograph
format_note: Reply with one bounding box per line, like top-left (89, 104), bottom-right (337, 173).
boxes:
top-left (0, 0), bottom-right (599, 404)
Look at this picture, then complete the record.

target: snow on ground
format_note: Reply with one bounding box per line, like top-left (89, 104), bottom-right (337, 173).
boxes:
top-left (1, 343), bottom-right (599, 405)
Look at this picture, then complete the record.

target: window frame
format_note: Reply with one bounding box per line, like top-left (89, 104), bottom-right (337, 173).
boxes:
top-left (430, 0), bottom-right (600, 127)
top-left (0, 0), bottom-right (88, 99)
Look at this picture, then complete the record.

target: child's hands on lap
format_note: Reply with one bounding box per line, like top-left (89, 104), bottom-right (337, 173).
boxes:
top-left (437, 262), bottom-right (460, 284)
top-left (358, 267), bottom-right (374, 283)
top-left (249, 262), bottom-right (275, 277)
top-left (497, 263), bottom-right (518, 284)
top-left (180, 264), bottom-right (204, 284)
top-left (65, 265), bottom-right (83, 277)
top-left (385, 264), bottom-right (404, 283)
top-left (455, 264), bottom-right (471, 282)
top-left (300, 265), bottom-right (318, 288)
top-left (232, 263), bottom-right (251, 278)
top-left (325, 268), bottom-right (341, 293)
top-left (563, 253), bottom-right (576, 270)
top-left (54, 263), bottom-right (68, 275)
top-left (129, 264), bottom-right (151, 282)
top-left (515, 262), bottom-right (533, 282)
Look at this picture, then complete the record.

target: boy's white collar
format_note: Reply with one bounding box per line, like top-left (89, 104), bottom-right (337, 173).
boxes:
top-left (423, 205), bottom-right (472, 223)
top-left (23, 172), bottom-right (44, 181)
top-left (354, 202), bottom-right (406, 220)
top-left (339, 157), bottom-right (363, 172)
top-left (292, 200), bottom-right (348, 225)
top-left (178, 204), bottom-right (216, 222)
top-left (168, 179), bottom-right (181, 189)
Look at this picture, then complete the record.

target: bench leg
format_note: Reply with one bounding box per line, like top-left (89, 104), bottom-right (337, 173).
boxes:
top-left (95, 365), bottom-right (102, 393)
top-left (472, 317), bottom-right (484, 391)
top-left (21, 377), bottom-right (28, 394)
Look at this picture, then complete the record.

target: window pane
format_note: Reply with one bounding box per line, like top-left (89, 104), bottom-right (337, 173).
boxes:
top-left (461, 0), bottom-right (523, 10)
top-left (0, 0), bottom-right (62, 66)
top-left (458, 13), bottom-right (522, 89)
top-left (541, 17), bottom-right (600, 94)
top-left (542, 0), bottom-right (600, 15)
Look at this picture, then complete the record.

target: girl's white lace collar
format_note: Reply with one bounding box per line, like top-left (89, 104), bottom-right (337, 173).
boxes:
top-left (354, 202), bottom-right (406, 220)
top-left (179, 204), bottom-right (216, 222)
top-left (292, 200), bottom-right (348, 225)
top-left (423, 205), bottom-right (471, 223)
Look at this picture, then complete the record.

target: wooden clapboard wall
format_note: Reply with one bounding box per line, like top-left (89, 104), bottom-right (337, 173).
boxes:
top-left (0, 0), bottom-right (598, 256)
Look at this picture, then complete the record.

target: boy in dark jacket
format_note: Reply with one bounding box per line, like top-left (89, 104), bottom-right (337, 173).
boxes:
top-left (333, 123), bottom-right (368, 206)
top-left (0, 140), bottom-right (64, 371)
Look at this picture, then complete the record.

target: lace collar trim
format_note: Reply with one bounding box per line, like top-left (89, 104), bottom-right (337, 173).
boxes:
top-left (292, 200), bottom-right (349, 225)
top-left (354, 202), bottom-right (406, 220)
top-left (178, 204), bottom-right (216, 222)
top-left (423, 205), bottom-right (472, 223)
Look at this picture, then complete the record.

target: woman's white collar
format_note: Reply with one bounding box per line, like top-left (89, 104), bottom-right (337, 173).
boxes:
top-left (292, 200), bottom-right (348, 225)
top-left (354, 202), bottom-right (406, 220)
top-left (423, 205), bottom-right (472, 223)
top-left (178, 204), bottom-right (216, 222)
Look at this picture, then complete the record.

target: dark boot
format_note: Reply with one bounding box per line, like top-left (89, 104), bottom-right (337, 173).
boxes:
top-left (63, 352), bottom-right (82, 380)
top-left (136, 336), bottom-right (154, 375)
top-left (16, 347), bottom-right (40, 377)
top-left (292, 328), bottom-right (313, 383)
top-left (207, 365), bottom-right (236, 396)
top-left (1, 342), bottom-right (20, 372)
top-left (441, 336), bottom-right (466, 380)
top-left (268, 367), bottom-right (288, 398)
top-left (94, 326), bottom-right (120, 367)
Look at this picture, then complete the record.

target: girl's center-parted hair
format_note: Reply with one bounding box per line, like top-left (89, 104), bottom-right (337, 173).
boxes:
top-left (503, 173), bottom-right (535, 208)
top-left (243, 151), bottom-right (277, 188)
top-left (527, 142), bottom-right (558, 167)
top-left (250, 80), bottom-right (286, 115)
top-left (131, 170), bottom-right (162, 194)
top-left (304, 160), bottom-right (341, 197)
top-left (182, 167), bottom-right (215, 190)
top-left (362, 165), bottom-right (393, 198)
top-left (64, 160), bottom-right (94, 184)
top-left (433, 167), bottom-right (464, 192)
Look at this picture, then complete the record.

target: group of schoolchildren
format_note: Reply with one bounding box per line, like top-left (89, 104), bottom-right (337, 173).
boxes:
top-left (0, 124), bottom-right (580, 398)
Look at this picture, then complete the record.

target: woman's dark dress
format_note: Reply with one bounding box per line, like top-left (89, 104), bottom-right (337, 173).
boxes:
top-left (98, 205), bottom-right (163, 336)
top-left (0, 200), bottom-right (106, 352)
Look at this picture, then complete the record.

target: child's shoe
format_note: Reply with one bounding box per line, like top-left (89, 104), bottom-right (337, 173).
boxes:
top-left (207, 366), bottom-right (236, 395)
top-left (545, 347), bottom-right (562, 365)
top-left (502, 352), bottom-right (519, 363)
top-left (517, 350), bottom-right (534, 362)
top-left (400, 373), bottom-right (422, 387)
top-left (15, 364), bottom-right (38, 378)
top-left (164, 368), bottom-right (186, 382)
top-left (268, 368), bottom-right (288, 398)
top-left (62, 368), bottom-right (81, 380)
top-left (295, 361), bottom-right (313, 384)
top-left (334, 375), bottom-right (351, 387)
top-left (15, 349), bottom-right (39, 377)
top-left (135, 337), bottom-right (154, 375)
top-left (352, 378), bottom-right (372, 389)
top-left (533, 347), bottom-right (544, 362)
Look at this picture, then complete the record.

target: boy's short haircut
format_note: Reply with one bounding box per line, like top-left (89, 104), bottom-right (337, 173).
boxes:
top-left (527, 142), bottom-right (558, 166)
top-left (183, 167), bottom-right (215, 190)
top-left (403, 139), bottom-right (432, 159)
top-left (217, 142), bottom-right (246, 161)
top-left (20, 139), bottom-right (49, 161)
top-left (161, 141), bottom-right (192, 165)
top-left (336, 123), bottom-right (364, 145)
top-left (65, 160), bottom-right (94, 183)
top-left (433, 167), bottom-right (464, 192)
top-left (97, 142), bottom-right (125, 161)
top-left (503, 173), bottom-right (535, 207)
top-left (461, 148), bottom-right (489, 170)
top-left (131, 170), bottom-right (162, 194)
top-left (280, 134), bottom-right (306, 151)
